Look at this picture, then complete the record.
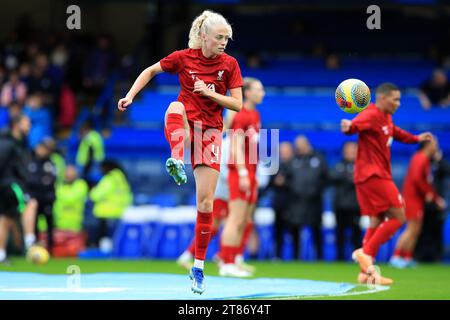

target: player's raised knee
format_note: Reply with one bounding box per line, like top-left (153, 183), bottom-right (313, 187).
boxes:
top-left (167, 101), bottom-right (185, 115)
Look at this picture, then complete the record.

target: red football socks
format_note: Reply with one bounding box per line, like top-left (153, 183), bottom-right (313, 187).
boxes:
top-left (188, 223), bottom-right (218, 256)
top-left (362, 227), bottom-right (377, 247)
top-left (220, 245), bottom-right (238, 264)
top-left (237, 222), bottom-right (253, 255)
top-left (403, 250), bottom-right (413, 260)
top-left (393, 249), bottom-right (403, 258)
top-left (165, 113), bottom-right (185, 161)
top-left (194, 211), bottom-right (213, 261)
top-left (363, 219), bottom-right (403, 258)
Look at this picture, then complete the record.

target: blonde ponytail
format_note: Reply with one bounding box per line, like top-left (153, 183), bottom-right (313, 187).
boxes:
top-left (188, 10), bottom-right (233, 49)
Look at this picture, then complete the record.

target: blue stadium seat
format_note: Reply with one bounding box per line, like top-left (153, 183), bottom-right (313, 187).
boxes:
top-left (153, 56), bottom-right (437, 88)
top-left (156, 224), bottom-right (182, 259)
top-left (113, 222), bottom-right (144, 258)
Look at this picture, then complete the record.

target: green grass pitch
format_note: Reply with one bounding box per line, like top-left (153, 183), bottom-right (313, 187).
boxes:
top-left (1, 258), bottom-right (450, 300)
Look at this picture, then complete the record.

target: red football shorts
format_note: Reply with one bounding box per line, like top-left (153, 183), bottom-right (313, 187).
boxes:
top-left (164, 122), bottom-right (222, 172)
top-left (212, 198), bottom-right (229, 220)
top-left (403, 196), bottom-right (424, 221)
top-left (355, 176), bottom-right (405, 217)
top-left (228, 168), bottom-right (258, 204)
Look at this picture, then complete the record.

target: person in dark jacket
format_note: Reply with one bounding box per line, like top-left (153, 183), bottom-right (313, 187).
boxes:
top-left (266, 141), bottom-right (295, 259)
top-left (329, 141), bottom-right (361, 261)
top-left (0, 114), bottom-right (37, 264)
top-left (285, 135), bottom-right (329, 260)
top-left (26, 141), bottom-right (57, 254)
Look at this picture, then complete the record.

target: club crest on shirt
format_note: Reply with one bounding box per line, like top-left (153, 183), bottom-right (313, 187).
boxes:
top-left (381, 125), bottom-right (389, 135)
top-left (217, 70), bottom-right (224, 81)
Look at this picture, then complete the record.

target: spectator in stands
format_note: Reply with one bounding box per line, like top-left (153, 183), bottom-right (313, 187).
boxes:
top-left (418, 69), bottom-right (450, 110)
top-left (90, 160), bottom-right (133, 252)
top-left (325, 54), bottom-right (340, 70)
top-left (246, 52), bottom-right (263, 69)
top-left (26, 141), bottom-right (57, 254)
top-left (0, 66), bottom-right (6, 87)
top-left (76, 120), bottom-right (105, 187)
top-left (23, 42), bottom-right (40, 65)
top-left (58, 83), bottom-right (77, 132)
top-left (267, 141), bottom-right (295, 259)
top-left (286, 135), bottom-right (328, 260)
top-left (50, 43), bottom-right (69, 70)
top-left (43, 137), bottom-right (66, 186)
top-left (8, 101), bottom-right (22, 119)
top-left (40, 164), bottom-right (88, 257)
top-left (18, 62), bottom-right (31, 87)
top-left (329, 141), bottom-right (361, 261)
top-left (23, 92), bottom-right (52, 149)
top-left (83, 35), bottom-right (118, 106)
top-left (28, 53), bottom-right (58, 108)
top-left (53, 165), bottom-right (88, 233)
top-left (1, 70), bottom-right (27, 107)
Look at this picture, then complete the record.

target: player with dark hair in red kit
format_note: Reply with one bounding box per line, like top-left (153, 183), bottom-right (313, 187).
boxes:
top-left (390, 137), bottom-right (446, 268)
top-left (341, 82), bottom-right (433, 285)
top-left (118, 10), bottom-right (243, 294)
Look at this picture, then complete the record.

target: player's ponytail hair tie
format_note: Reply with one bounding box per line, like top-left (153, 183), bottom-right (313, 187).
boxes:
top-left (188, 10), bottom-right (233, 49)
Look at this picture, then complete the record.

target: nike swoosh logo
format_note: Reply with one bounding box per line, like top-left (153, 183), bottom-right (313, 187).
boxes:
top-left (189, 70), bottom-right (196, 74)
top-left (201, 231), bottom-right (210, 235)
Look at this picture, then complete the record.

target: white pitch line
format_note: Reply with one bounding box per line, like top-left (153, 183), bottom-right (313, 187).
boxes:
top-left (300, 285), bottom-right (391, 299)
top-left (0, 288), bottom-right (129, 293)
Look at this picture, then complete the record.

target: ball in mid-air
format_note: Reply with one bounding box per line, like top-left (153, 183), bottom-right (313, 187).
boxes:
top-left (27, 245), bottom-right (50, 265)
top-left (335, 79), bottom-right (371, 113)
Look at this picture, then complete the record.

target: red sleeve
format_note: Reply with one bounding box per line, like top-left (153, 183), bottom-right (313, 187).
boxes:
top-left (393, 126), bottom-right (419, 144)
top-left (349, 110), bottom-right (374, 134)
top-left (410, 155), bottom-right (439, 199)
top-left (227, 58), bottom-right (243, 89)
top-left (159, 50), bottom-right (184, 74)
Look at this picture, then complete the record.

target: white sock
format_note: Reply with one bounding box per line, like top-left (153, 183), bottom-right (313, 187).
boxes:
top-left (0, 249), bottom-right (6, 261)
top-left (179, 250), bottom-right (193, 261)
top-left (193, 259), bottom-right (204, 270)
top-left (235, 254), bottom-right (244, 264)
top-left (24, 234), bottom-right (36, 249)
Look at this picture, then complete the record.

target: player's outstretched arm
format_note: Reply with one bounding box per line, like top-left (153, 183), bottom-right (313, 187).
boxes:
top-left (118, 62), bottom-right (164, 111)
top-left (193, 79), bottom-right (242, 112)
top-left (393, 126), bottom-right (432, 144)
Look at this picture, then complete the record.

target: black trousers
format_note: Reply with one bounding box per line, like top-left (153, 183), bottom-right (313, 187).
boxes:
top-left (335, 210), bottom-right (362, 261)
top-left (274, 211), bottom-right (323, 260)
top-left (415, 203), bottom-right (444, 262)
top-left (274, 218), bottom-right (301, 260)
top-left (95, 218), bottom-right (120, 246)
top-left (34, 200), bottom-right (54, 254)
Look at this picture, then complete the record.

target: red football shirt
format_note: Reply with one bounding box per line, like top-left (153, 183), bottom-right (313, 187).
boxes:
top-left (348, 103), bottom-right (419, 183)
top-left (159, 48), bottom-right (243, 129)
top-left (228, 107), bottom-right (261, 172)
top-left (402, 150), bottom-right (438, 202)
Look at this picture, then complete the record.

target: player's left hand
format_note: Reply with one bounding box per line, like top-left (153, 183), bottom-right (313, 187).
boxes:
top-left (340, 119), bottom-right (352, 133)
top-left (193, 79), bottom-right (210, 96)
top-left (417, 132), bottom-right (433, 142)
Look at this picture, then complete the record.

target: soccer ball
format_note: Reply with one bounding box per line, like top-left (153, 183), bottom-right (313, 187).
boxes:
top-left (27, 245), bottom-right (50, 265)
top-left (335, 79), bottom-right (371, 113)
